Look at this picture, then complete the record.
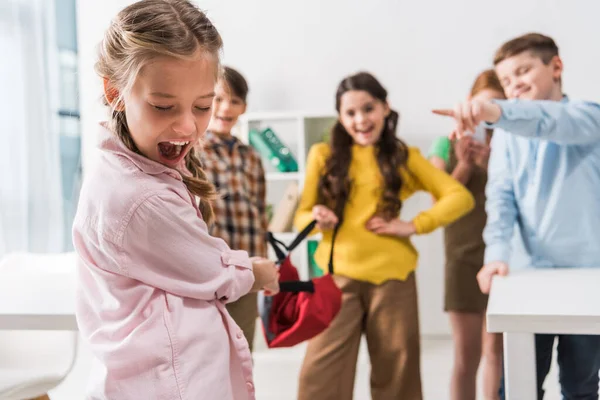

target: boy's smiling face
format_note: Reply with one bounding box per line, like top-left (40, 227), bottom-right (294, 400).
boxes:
top-left (208, 81), bottom-right (247, 136)
top-left (495, 51), bottom-right (563, 101)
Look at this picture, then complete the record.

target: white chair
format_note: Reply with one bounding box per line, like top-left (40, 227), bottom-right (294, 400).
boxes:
top-left (0, 253), bottom-right (78, 400)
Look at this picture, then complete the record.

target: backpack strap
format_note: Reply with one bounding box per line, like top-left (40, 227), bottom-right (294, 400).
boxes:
top-left (266, 232), bottom-right (288, 263)
top-left (327, 221), bottom-right (341, 274)
top-left (268, 219), bottom-right (341, 272)
top-left (286, 220), bottom-right (317, 252)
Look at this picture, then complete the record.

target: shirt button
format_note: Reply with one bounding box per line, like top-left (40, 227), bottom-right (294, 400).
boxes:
top-left (246, 382), bottom-right (254, 390)
top-left (236, 330), bottom-right (244, 339)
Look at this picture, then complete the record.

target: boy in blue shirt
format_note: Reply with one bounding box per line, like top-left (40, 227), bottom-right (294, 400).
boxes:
top-left (435, 33), bottom-right (600, 399)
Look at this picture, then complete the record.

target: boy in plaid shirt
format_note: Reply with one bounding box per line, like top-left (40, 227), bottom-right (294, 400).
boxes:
top-left (198, 67), bottom-right (268, 351)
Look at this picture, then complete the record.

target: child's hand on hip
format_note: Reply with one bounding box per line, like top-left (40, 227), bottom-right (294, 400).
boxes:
top-left (454, 136), bottom-right (475, 165)
top-left (312, 205), bottom-right (339, 230)
top-left (366, 217), bottom-right (416, 238)
top-left (477, 261), bottom-right (509, 294)
top-left (432, 100), bottom-right (502, 140)
top-left (470, 141), bottom-right (491, 170)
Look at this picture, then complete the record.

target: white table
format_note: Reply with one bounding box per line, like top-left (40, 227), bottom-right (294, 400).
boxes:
top-left (0, 252), bottom-right (78, 330)
top-left (486, 268), bottom-right (600, 399)
top-left (0, 252), bottom-right (79, 398)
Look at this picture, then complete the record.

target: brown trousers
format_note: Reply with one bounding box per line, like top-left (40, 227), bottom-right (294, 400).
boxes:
top-left (298, 273), bottom-right (422, 400)
top-left (226, 292), bottom-right (258, 352)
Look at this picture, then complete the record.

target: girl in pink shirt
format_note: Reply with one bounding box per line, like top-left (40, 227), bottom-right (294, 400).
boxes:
top-left (72, 1), bottom-right (278, 399)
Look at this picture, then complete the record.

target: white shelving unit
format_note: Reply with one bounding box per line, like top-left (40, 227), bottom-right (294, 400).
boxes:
top-left (265, 172), bottom-right (301, 181)
top-left (237, 111), bottom-right (337, 280)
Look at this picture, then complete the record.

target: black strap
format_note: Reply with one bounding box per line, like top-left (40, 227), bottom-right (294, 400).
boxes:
top-left (266, 220), bottom-right (317, 264)
top-left (266, 232), bottom-right (287, 263)
top-left (327, 222), bottom-right (341, 275)
top-left (267, 219), bottom-right (341, 273)
top-left (286, 220), bottom-right (318, 253)
top-left (280, 280), bottom-right (315, 293)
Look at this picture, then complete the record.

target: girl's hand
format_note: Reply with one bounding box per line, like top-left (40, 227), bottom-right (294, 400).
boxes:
top-left (250, 258), bottom-right (278, 293)
top-left (454, 136), bottom-right (474, 165)
top-left (312, 205), bottom-right (339, 230)
top-left (470, 141), bottom-right (491, 170)
top-left (366, 217), bottom-right (416, 238)
top-left (262, 274), bottom-right (280, 296)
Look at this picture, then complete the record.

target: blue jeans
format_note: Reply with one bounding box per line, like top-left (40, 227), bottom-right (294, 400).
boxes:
top-left (499, 334), bottom-right (600, 399)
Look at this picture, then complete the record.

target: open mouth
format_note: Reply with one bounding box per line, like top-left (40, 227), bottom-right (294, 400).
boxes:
top-left (157, 140), bottom-right (191, 164)
top-left (217, 116), bottom-right (234, 123)
top-left (355, 126), bottom-right (374, 137)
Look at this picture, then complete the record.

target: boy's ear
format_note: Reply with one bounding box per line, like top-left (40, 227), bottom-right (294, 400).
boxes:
top-left (550, 55), bottom-right (563, 82)
top-left (103, 78), bottom-right (124, 111)
top-left (241, 102), bottom-right (247, 115)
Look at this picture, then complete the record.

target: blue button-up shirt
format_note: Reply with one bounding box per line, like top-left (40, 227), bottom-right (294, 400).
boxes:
top-left (484, 97), bottom-right (600, 268)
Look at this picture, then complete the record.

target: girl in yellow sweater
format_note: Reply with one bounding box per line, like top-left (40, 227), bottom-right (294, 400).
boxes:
top-left (295, 72), bottom-right (474, 400)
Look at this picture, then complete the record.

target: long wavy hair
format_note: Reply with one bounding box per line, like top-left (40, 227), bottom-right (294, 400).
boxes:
top-left (318, 72), bottom-right (409, 220)
top-left (470, 69), bottom-right (504, 97)
top-left (96, 0), bottom-right (221, 223)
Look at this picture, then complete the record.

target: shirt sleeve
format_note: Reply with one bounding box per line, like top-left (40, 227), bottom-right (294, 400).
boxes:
top-left (428, 136), bottom-right (451, 163)
top-left (483, 130), bottom-right (518, 265)
top-left (408, 148), bottom-right (475, 234)
top-left (489, 99), bottom-right (600, 145)
top-left (294, 143), bottom-right (328, 233)
top-left (118, 192), bottom-right (255, 303)
top-left (254, 154), bottom-right (269, 257)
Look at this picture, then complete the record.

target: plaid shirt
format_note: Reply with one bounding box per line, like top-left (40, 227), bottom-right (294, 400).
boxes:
top-left (198, 132), bottom-right (268, 258)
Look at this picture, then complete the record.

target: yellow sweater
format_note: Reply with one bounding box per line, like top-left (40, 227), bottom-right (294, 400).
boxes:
top-left (294, 143), bottom-right (474, 284)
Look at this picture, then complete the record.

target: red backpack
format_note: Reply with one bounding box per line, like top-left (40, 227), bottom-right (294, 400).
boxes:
top-left (259, 220), bottom-right (342, 348)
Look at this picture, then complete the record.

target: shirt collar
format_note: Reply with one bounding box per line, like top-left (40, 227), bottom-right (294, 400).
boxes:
top-left (205, 131), bottom-right (242, 147)
top-left (97, 122), bottom-right (187, 178)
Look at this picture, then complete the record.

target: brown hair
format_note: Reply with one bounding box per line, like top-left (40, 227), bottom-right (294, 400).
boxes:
top-left (96, 0), bottom-right (222, 223)
top-left (494, 33), bottom-right (559, 66)
top-left (222, 66), bottom-right (249, 103)
top-left (318, 72), bottom-right (409, 220)
top-left (470, 69), bottom-right (505, 97)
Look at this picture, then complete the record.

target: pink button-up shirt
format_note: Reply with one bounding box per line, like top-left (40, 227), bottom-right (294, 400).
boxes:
top-left (72, 124), bottom-right (256, 400)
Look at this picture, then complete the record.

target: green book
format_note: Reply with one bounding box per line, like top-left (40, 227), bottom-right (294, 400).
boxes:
top-left (260, 127), bottom-right (298, 172)
top-left (248, 129), bottom-right (283, 171)
top-left (307, 240), bottom-right (323, 278)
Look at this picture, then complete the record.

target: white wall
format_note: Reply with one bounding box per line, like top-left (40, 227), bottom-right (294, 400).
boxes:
top-left (77, 0), bottom-right (600, 335)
